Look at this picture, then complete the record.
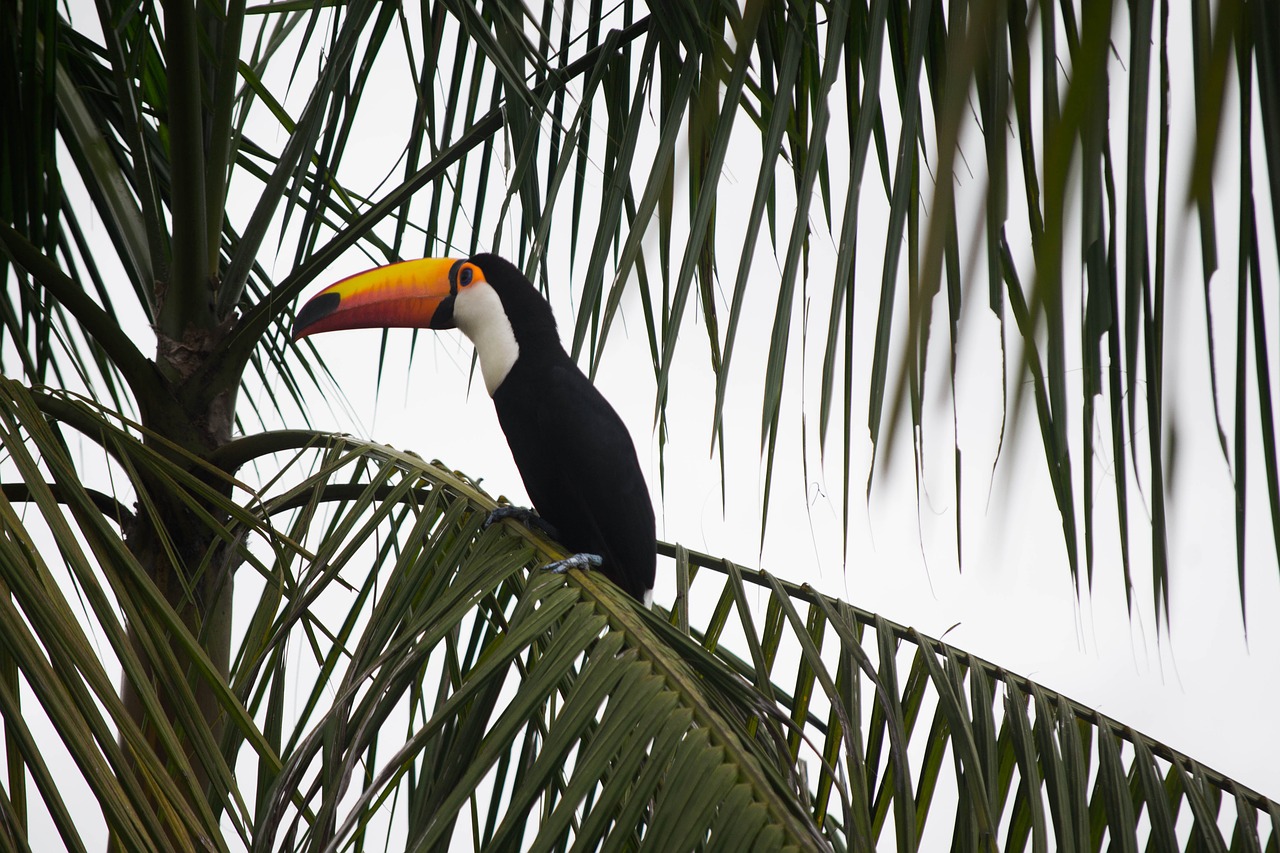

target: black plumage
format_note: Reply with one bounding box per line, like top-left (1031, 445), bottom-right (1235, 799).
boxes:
top-left (292, 252), bottom-right (657, 603)
top-left (472, 255), bottom-right (656, 602)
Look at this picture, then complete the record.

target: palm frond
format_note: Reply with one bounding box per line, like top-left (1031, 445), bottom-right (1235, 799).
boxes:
top-left (3, 0), bottom-right (1279, 848)
top-left (664, 541), bottom-right (1280, 851)
top-left (3, 376), bottom-right (1275, 848)
top-left (7, 0), bottom-right (1279, 619)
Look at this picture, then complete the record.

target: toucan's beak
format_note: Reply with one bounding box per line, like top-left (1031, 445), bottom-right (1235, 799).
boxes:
top-left (292, 257), bottom-right (463, 341)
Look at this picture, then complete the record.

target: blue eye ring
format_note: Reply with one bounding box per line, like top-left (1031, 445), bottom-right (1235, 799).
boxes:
top-left (459, 266), bottom-right (474, 286)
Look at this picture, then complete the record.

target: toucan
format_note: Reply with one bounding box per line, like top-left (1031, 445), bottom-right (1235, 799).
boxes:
top-left (292, 253), bottom-right (657, 606)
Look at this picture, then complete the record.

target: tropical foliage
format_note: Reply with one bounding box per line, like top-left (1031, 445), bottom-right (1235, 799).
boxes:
top-left (0, 0), bottom-right (1276, 849)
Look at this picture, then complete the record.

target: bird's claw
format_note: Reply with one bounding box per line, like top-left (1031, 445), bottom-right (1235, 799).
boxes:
top-left (544, 553), bottom-right (603, 574)
top-left (485, 505), bottom-right (559, 538)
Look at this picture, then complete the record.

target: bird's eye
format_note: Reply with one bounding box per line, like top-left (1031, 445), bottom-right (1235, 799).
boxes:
top-left (459, 266), bottom-right (474, 287)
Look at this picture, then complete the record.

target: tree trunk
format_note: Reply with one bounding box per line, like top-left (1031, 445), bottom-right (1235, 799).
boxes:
top-left (116, 320), bottom-right (238, 846)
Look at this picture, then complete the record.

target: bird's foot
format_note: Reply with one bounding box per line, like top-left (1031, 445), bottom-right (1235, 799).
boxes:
top-left (544, 553), bottom-right (602, 574)
top-left (485, 505), bottom-right (559, 539)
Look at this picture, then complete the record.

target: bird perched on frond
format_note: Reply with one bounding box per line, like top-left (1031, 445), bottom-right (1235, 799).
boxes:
top-left (293, 253), bottom-right (656, 606)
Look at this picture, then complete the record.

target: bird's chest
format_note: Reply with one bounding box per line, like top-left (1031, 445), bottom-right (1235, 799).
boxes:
top-left (492, 368), bottom-right (565, 499)
top-left (490, 357), bottom-right (622, 547)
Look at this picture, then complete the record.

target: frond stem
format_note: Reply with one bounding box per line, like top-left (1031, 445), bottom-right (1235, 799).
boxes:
top-left (1, 483), bottom-right (135, 526)
top-left (658, 540), bottom-right (1276, 813)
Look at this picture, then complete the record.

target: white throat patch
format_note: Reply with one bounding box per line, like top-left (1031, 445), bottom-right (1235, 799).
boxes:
top-left (452, 283), bottom-right (519, 396)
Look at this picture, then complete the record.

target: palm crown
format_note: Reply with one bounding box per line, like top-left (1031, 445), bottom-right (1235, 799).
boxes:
top-left (0, 0), bottom-right (1277, 849)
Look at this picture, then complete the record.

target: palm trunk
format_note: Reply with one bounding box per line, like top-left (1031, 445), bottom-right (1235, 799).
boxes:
top-left (115, 322), bottom-right (238, 846)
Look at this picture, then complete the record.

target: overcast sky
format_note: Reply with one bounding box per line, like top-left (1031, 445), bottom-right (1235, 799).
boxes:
top-left (266, 2), bottom-right (1280, 803)
top-left (17, 3), bottom-right (1280, 845)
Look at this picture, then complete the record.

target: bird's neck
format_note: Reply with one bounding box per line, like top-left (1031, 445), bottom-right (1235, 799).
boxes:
top-left (466, 313), bottom-right (569, 396)
top-left (455, 278), bottom-right (565, 395)
top-left (468, 319), bottom-right (521, 396)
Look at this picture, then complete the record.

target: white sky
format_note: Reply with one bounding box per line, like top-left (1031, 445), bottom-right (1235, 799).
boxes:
top-left (8, 0), bottom-right (1279, 846)
top-left (260, 1), bottom-right (1280, 804)
top-left (291, 208), bottom-right (1280, 801)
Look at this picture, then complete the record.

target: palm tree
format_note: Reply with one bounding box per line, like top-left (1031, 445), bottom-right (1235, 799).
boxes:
top-left (1, 0), bottom-right (1276, 849)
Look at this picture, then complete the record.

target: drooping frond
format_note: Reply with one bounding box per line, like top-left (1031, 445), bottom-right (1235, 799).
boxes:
top-left (10, 0), bottom-right (1275, 621)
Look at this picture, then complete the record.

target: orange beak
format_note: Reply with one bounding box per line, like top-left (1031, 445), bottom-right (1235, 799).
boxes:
top-left (292, 258), bottom-right (464, 340)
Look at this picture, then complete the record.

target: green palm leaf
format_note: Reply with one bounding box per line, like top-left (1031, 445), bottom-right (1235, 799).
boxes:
top-left (1, 0), bottom-right (1277, 848)
top-left (2, 384), bottom-right (1275, 847)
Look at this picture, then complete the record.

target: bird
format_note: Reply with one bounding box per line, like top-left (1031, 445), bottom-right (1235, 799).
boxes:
top-left (292, 253), bottom-right (657, 606)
